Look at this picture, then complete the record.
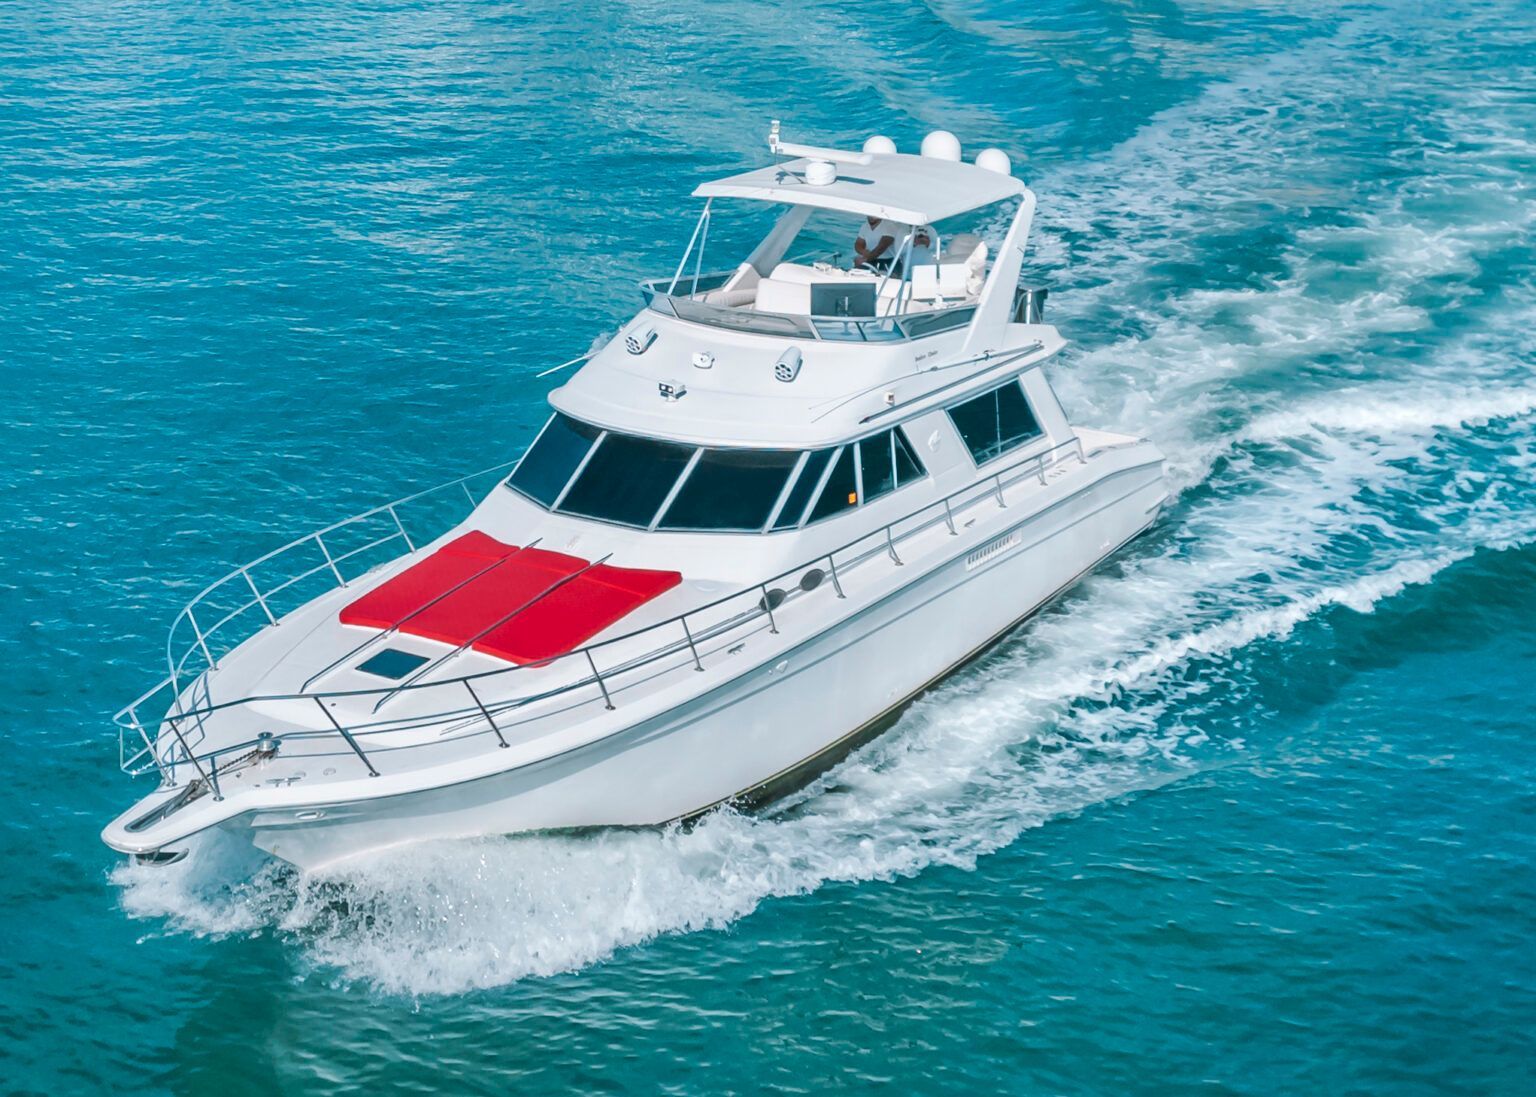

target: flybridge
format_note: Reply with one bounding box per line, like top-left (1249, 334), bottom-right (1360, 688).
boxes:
top-left (635, 122), bottom-right (1040, 352)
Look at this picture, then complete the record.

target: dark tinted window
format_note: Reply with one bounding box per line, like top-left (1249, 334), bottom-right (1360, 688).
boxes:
top-left (507, 414), bottom-right (601, 506)
top-left (807, 446), bottom-right (858, 524)
top-left (860, 432), bottom-right (897, 503)
top-left (660, 449), bottom-right (802, 531)
top-left (771, 449), bottom-right (834, 530)
top-left (859, 428), bottom-right (927, 506)
top-left (557, 433), bottom-right (695, 527)
top-left (894, 428), bottom-right (925, 486)
top-left (947, 381), bottom-right (1042, 465)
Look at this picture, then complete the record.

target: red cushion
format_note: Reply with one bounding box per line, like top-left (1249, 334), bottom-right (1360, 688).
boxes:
top-left (473, 568), bottom-right (682, 665)
top-left (440, 530), bottom-right (519, 561)
top-left (339, 532), bottom-right (681, 663)
top-left (339, 532), bottom-right (517, 631)
top-left (396, 547), bottom-right (585, 647)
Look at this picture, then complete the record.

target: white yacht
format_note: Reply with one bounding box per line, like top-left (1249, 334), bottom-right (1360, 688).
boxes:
top-left (104, 126), bottom-right (1168, 871)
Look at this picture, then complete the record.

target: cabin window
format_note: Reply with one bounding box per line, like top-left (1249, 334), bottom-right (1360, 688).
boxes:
top-left (659, 448), bottom-right (802, 531)
top-left (857, 427), bottom-right (926, 504)
top-left (558, 433), bottom-right (695, 527)
top-left (507, 416), bottom-right (931, 532)
top-left (946, 380), bottom-right (1042, 466)
top-left (806, 446), bottom-right (859, 524)
top-left (771, 448), bottom-right (836, 530)
top-left (506, 413), bottom-right (602, 506)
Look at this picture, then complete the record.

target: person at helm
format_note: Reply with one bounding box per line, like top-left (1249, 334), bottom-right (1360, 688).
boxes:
top-left (852, 215), bottom-right (898, 269)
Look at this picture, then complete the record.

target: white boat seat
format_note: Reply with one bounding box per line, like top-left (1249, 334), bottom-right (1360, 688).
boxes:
top-left (943, 233), bottom-right (983, 260)
top-left (756, 262), bottom-right (881, 315)
top-left (754, 277), bottom-right (810, 314)
top-left (908, 263), bottom-right (970, 302)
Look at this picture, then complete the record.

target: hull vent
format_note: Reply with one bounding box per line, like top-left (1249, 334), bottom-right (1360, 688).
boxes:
top-left (966, 531), bottom-right (1021, 570)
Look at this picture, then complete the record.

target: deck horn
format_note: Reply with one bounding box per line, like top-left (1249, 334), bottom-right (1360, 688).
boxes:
top-left (774, 347), bottom-right (803, 383)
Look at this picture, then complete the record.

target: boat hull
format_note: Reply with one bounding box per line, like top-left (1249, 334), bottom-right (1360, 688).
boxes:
top-left (234, 461), bottom-right (1166, 871)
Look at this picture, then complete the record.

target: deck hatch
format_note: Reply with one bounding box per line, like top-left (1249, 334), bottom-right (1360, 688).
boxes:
top-left (356, 649), bottom-right (431, 680)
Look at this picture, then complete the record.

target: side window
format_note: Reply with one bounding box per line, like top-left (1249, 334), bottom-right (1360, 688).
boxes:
top-left (946, 380), bottom-right (1042, 466)
top-left (859, 433), bottom-right (897, 503)
top-left (659, 449), bottom-right (802, 532)
top-left (506, 414), bottom-right (602, 507)
top-left (771, 448), bottom-right (835, 531)
top-left (557, 433), bottom-right (696, 527)
top-left (806, 446), bottom-right (859, 524)
top-left (893, 427), bottom-right (925, 486)
top-left (858, 427), bottom-right (927, 504)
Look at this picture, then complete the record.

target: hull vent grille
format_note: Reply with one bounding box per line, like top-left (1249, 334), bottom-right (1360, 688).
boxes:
top-left (966, 531), bottom-right (1021, 570)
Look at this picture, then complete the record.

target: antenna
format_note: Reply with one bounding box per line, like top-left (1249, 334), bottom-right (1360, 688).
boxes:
top-left (765, 120), bottom-right (872, 167)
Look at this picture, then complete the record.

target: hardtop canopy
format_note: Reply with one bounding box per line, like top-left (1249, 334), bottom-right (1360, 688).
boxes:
top-left (693, 151), bottom-right (1026, 226)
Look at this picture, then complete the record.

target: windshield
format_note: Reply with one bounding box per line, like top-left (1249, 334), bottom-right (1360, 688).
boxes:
top-left (506, 414), bottom-right (928, 532)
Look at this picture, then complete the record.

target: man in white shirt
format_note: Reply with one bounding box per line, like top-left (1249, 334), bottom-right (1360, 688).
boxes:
top-left (852, 216), bottom-right (897, 269)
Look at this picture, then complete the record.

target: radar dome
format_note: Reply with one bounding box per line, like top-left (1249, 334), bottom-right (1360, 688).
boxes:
top-left (919, 130), bottom-right (962, 161)
top-left (862, 135), bottom-right (897, 155)
top-left (804, 159), bottom-right (837, 186)
top-left (975, 147), bottom-right (1012, 175)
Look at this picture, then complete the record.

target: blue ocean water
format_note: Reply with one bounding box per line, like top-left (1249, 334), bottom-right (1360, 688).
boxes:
top-left (3, 0), bottom-right (1535, 1091)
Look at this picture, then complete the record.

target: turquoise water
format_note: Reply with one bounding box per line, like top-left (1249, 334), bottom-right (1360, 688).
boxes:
top-left (4, 0), bottom-right (1535, 1091)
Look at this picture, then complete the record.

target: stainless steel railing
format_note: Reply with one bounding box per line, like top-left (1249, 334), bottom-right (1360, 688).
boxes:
top-left (637, 274), bottom-right (978, 344)
top-left (115, 438), bottom-right (1093, 796)
top-left (146, 459), bottom-right (523, 762)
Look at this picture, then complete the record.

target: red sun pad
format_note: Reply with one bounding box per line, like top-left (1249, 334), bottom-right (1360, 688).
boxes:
top-left (473, 565), bottom-right (682, 665)
top-left (338, 532), bottom-right (520, 631)
top-left (339, 532), bottom-right (682, 664)
top-left (396, 547), bottom-right (586, 647)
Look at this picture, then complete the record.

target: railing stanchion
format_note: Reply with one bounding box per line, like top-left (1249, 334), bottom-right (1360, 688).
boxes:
top-left (163, 713), bottom-right (213, 792)
top-left (387, 505), bottom-right (416, 553)
top-left (585, 650), bottom-right (616, 710)
top-left (313, 697), bottom-right (380, 776)
top-left (315, 534), bottom-right (347, 587)
top-left (760, 585), bottom-right (779, 634)
top-left (1076, 437), bottom-right (1087, 463)
top-left (886, 527), bottom-right (903, 566)
top-left (943, 499), bottom-right (957, 536)
top-left (186, 607), bottom-right (216, 670)
top-left (242, 568), bottom-right (277, 625)
top-left (681, 618), bottom-right (704, 672)
top-left (207, 757), bottom-right (223, 802)
top-left (464, 680), bottom-right (509, 748)
top-left (463, 482), bottom-right (477, 506)
top-left (828, 555), bottom-right (846, 599)
top-left (993, 476), bottom-right (1007, 508)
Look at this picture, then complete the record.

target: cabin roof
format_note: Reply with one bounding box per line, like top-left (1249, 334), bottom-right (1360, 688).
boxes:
top-left (693, 152), bottom-right (1025, 225)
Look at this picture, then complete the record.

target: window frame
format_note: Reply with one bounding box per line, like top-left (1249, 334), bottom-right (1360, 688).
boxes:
top-left (554, 429), bottom-right (699, 528)
top-left (506, 415), bottom-right (936, 534)
top-left (944, 378), bottom-right (1044, 469)
top-left (798, 425), bottom-right (929, 529)
top-left (653, 446), bottom-right (805, 533)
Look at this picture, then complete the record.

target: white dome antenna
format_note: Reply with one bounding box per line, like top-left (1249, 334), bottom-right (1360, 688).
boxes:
top-left (804, 160), bottom-right (838, 186)
top-left (863, 135), bottom-right (897, 155)
top-left (920, 130), bottom-right (962, 161)
top-left (975, 147), bottom-right (1012, 175)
